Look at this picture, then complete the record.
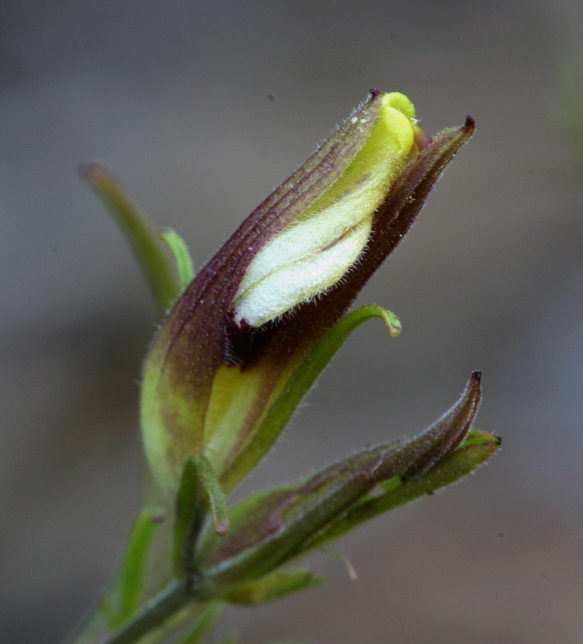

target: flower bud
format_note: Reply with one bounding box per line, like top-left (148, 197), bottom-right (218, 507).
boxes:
top-left (139, 91), bottom-right (475, 497)
top-left (232, 93), bottom-right (421, 328)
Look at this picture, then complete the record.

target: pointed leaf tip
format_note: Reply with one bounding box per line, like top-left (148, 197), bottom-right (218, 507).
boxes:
top-left (400, 371), bottom-right (482, 481)
top-left (196, 455), bottom-right (230, 537)
top-left (78, 159), bottom-right (100, 180)
top-left (81, 161), bottom-right (179, 314)
top-left (215, 521), bottom-right (230, 538)
top-left (307, 427), bottom-right (501, 550)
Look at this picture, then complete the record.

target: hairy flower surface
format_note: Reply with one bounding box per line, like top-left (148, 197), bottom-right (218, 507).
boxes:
top-left (139, 90), bottom-right (475, 496)
top-left (232, 92), bottom-right (422, 328)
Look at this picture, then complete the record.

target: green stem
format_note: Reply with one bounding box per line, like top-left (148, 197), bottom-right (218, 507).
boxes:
top-left (98, 579), bottom-right (195, 644)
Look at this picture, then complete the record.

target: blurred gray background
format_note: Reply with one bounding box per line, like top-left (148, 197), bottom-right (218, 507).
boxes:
top-left (1, 1), bottom-right (582, 643)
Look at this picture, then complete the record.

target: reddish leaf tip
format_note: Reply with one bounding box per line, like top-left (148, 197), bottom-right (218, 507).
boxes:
top-left (215, 522), bottom-right (230, 537)
top-left (464, 115), bottom-right (476, 132)
top-left (78, 160), bottom-right (103, 181)
top-left (470, 370), bottom-right (482, 384)
top-left (150, 513), bottom-right (166, 524)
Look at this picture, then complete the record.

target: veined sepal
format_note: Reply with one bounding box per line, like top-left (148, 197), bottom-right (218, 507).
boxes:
top-left (138, 96), bottom-right (474, 499)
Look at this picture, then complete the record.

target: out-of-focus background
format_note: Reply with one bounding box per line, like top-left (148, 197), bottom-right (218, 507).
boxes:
top-left (1, 1), bottom-right (582, 642)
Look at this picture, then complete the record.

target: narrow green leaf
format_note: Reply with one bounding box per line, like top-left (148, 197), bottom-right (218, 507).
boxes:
top-left (458, 428), bottom-right (501, 448)
top-left (174, 459), bottom-right (202, 574)
top-left (160, 228), bottom-right (195, 293)
top-left (221, 305), bottom-right (401, 493)
top-left (196, 454), bottom-right (230, 537)
top-left (174, 456), bottom-right (230, 575)
top-left (81, 162), bottom-right (179, 314)
top-left (304, 430), bottom-right (501, 550)
top-left (118, 511), bottom-right (160, 623)
top-left (221, 570), bottom-right (324, 605)
top-left (175, 602), bottom-right (225, 644)
top-left (99, 596), bottom-right (119, 631)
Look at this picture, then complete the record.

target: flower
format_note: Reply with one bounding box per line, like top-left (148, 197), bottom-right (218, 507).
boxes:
top-left (231, 92), bottom-right (423, 328)
top-left (139, 90), bottom-right (476, 498)
top-left (81, 91), bottom-right (501, 639)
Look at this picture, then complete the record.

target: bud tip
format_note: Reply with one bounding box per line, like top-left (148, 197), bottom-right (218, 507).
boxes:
top-left (464, 115), bottom-right (476, 132)
top-left (78, 160), bottom-right (102, 181)
top-left (215, 521), bottom-right (230, 537)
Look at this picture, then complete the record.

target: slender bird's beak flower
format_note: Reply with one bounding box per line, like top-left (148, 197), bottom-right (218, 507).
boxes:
top-left (138, 90), bottom-right (476, 499)
top-left (79, 91), bottom-right (501, 641)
